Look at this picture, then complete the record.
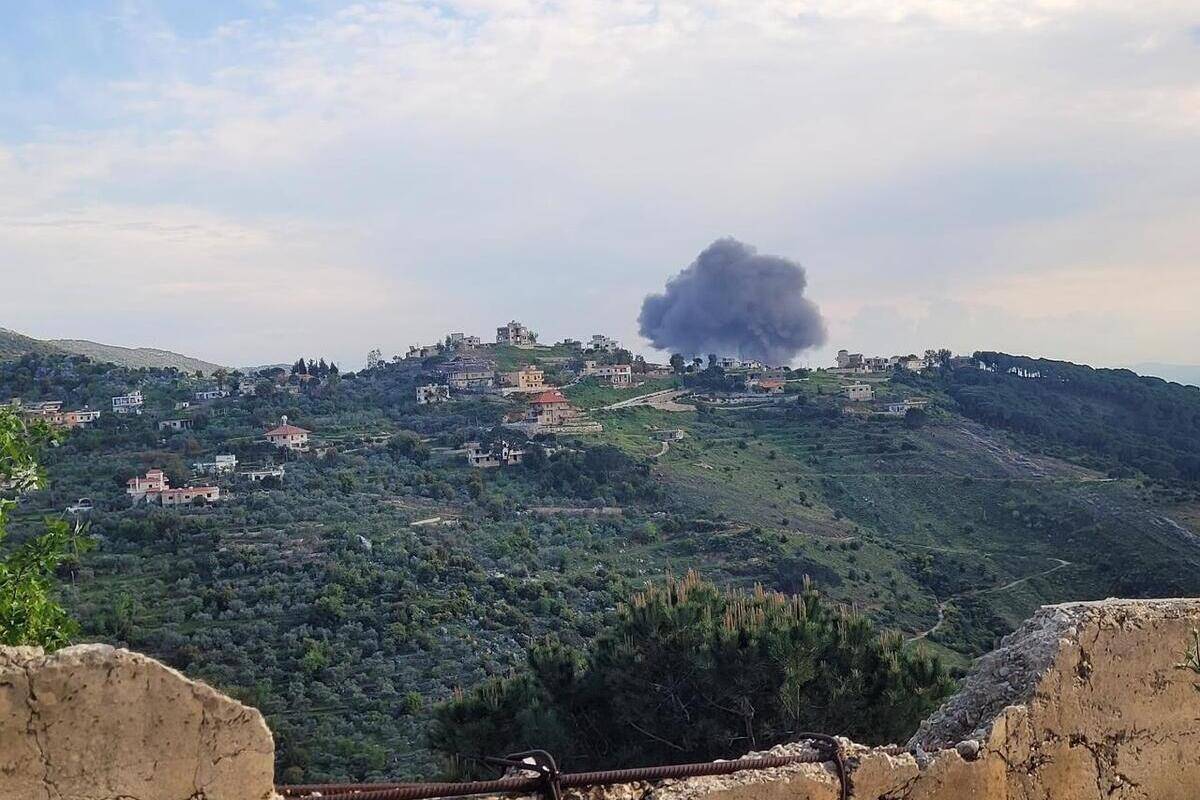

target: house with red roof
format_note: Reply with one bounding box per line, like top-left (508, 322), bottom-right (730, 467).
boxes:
top-left (525, 389), bottom-right (577, 427)
top-left (265, 416), bottom-right (311, 451)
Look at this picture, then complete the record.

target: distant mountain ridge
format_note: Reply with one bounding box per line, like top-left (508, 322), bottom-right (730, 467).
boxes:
top-left (0, 327), bottom-right (225, 375)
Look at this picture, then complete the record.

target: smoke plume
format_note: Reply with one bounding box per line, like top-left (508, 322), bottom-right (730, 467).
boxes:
top-left (638, 238), bottom-right (827, 364)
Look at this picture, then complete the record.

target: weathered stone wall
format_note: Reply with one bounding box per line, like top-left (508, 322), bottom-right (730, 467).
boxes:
top-left (0, 643), bottom-right (275, 800)
top-left (3, 598), bottom-right (1200, 800)
top-left (511, 598), bottom-right (1200, 800)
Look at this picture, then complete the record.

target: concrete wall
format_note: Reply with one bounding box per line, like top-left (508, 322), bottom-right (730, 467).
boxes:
top-left (0, 644), bottom-right (274, 800)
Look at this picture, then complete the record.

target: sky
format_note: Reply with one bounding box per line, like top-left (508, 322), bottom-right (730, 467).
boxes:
top-left (1, 0), bottom-right (1198, 371)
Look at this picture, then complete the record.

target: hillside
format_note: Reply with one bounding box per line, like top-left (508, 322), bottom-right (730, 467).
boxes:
top-left (0, 327), bottom-right (61, 360)
top-left (49, 338), bottom-right (226, 374)
top-left (1128, 362), bottom-right (1200, 388)
top-left (0, 326), bottom-right (225, 374)
top-left (2, 348), bottom-right (1199, 783)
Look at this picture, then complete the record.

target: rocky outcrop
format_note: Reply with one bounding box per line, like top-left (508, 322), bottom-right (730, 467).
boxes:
top-left (504, 598), bottom-right (1200, 799)
top-left (0, 643), bottom-right (274, 800)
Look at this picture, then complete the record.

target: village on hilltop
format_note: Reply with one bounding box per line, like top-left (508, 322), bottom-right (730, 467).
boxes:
top-left (8, 317), bottom-right (980, 509)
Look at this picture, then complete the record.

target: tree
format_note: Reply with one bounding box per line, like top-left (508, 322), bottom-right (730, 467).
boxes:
top-left (669, 354), bottom-right (686, 374)
top-left (431, 572), bottom-right (952, 774)
top-left (0, 408), bottom-right (91, 649)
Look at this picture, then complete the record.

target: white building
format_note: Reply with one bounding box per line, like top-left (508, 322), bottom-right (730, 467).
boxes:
top-left (588, 334), bottom-right (620, 353)
top-left (241, 465), bottom-right (285, 482)
top-left (194, 454), bottom-right (238, 475)
top-left (158, 418), bottom-right (193, 432)
top-left (112, 391), bottom-right (144, 415)
top-left (417, 384), bottom-right (451, 405)
top-left (582, 361), bottom-right (632, 387)
top-left (195, 389), bottom-right (230, 401)
top-left (237, 379), bottom-right (258, 396)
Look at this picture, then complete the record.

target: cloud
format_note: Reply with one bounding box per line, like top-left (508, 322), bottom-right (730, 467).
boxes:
top-left (1, 1), bottom-right (1198, 367)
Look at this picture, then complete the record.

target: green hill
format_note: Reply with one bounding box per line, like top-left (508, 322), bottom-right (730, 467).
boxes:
top-left (0, 326), bottom-right (225, 374)
top-left (49, 338), bottom-right (225, 375)
top-left (0, 327), bottom-right (60, 360)
top-left (3, 349), bottom-right (1198, 782)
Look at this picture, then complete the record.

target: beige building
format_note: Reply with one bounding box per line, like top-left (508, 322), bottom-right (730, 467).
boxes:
top-left (843, 383), bottom-right (874, 402)
top-left (525, 389), bottom-right (577, 427)
top-left (159, 486), bottom-right (220, 507)
top-left (265, 416), bottom-right (311, 451)
top-left (582, 361), bottom-right (632, 387)
top-left (126, 469), bottom-right (169, 501)
top-left (501, 365), bottom-right (545, 390)
top-left (439, 358), bottom-right (496, 391)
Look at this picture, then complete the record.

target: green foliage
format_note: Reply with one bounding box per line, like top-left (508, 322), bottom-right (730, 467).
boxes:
top-left (1176, 629), bottom-right (1200, 693)
top-left (0, 408), bottom-right (90, 649)
top-left (937, 352), bottom-right (1200, 483)
top-left (431, 572), bottom-right (952, 773)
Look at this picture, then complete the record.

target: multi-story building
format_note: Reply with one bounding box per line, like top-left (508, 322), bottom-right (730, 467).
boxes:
top-left (835, 350), bottom-right (867, 372)
top-left (465, 440), bottom-right (525, 468)
top-left (62, 409), bottom-right (101, 427)
top-left (525, 390), bottom-right (577, 427)
top-left (126, 469), bottom-right (169, 502)
top-left (496, 320), bottom-right (537, 346)
top-left (439, 358), bottom-right (496, 392)
top-left (14, 400), bottom-right (63, 416)
top-left (582, 361), bottom-right (632, 387)
top-left (406, 344), bottom-right (440, 360)
top-left (588, 334), bottom-right (619, 353)
top-left (22, 404), bottom-right (102, 429)
top-left (112, 391), bottom-right (144, 415)
top-left (264, 416), bottom-right (311, 451)
top-left (237, 379), bottom-right (258, 396)
top-left (416, 384), bottom-right (451, 404)
top-left (501, 365), bottom-right (545, 391)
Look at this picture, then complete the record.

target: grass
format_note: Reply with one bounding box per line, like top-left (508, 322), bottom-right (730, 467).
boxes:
top-left (564, 376), bottom-right (680, 410)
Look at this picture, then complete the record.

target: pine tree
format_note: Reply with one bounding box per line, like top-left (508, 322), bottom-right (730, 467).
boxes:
top-left (431, 572), bottom-right (953, 775)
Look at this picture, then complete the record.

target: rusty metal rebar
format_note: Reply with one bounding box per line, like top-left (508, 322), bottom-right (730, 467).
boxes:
top-left (280, 734), bottom-right (846, 800)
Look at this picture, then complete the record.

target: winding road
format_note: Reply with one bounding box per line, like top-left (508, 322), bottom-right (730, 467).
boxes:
top-left (908, 557), bottom-right (1072, 643)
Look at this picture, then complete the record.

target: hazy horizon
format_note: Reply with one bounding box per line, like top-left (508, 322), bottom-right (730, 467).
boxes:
top-left (3, 1), bottom-right (1198, 370)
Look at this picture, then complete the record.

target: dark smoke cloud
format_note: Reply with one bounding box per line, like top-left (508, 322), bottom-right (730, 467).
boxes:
top-left (638, 238), bottom-right (827, 365)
